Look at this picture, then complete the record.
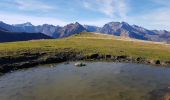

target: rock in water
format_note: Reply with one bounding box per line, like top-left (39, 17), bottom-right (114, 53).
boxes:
top-left (75, 62), bottom-right (86, 67)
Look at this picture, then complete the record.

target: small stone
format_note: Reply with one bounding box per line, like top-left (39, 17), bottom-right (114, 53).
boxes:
top-left (75, 62), bottom-right (86, 67)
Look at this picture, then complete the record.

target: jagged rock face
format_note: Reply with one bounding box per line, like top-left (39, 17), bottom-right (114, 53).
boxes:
top-left (53, 22), bottom-right (87, 38)
top-left (0, 21), bottom-right (87, 38)
top-left (35, 24), bottom-right (58, 37)
top-left (100, 22), bottom-right (132, 36)
top-left (0, 21), bottom-right (58, 36)
top-left (100, 22), bottom-right (158, 40)
top-left (100, 22), bottom-right (121, 35)
top-left (37, 22), bottom-right (87, 38)
top-left (13, 23), bottom-right (58, 36)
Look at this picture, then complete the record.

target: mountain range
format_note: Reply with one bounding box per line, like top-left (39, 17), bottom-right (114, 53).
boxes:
top-left (0, 27), bottom-right (52, 42)
top-left (0, 21), bottom-right (169, 43)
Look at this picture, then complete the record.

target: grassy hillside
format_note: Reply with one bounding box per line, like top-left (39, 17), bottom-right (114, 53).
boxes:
top-left (0, 32), bottom-right (170, 69)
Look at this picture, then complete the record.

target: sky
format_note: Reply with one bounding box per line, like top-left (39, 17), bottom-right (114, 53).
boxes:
top-left (0, 0), bottom-right (170, 30)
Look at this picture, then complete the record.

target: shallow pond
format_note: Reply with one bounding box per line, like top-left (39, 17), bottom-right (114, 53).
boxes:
top-left (0, 62), bottom-right (170, 100)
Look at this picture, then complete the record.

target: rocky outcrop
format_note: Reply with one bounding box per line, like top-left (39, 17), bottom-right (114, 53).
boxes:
top-left (100, 22), bottom-right (155, 40)
top-left (53, 22), bottom-right (87, 38)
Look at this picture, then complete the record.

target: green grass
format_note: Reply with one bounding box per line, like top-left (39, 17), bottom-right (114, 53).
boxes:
top-left (0, 32), bottom-right (170, 61)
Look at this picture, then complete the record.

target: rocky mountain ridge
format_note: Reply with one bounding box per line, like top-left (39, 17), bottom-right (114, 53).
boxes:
top-left (0, 21), bottom-right (169, 43)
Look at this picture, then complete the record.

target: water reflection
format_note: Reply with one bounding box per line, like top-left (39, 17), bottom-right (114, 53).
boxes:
top-left (0, 62), bottom-right (170, 100)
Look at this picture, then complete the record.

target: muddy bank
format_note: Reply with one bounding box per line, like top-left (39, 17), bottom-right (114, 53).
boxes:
top-left (0, 51), bottom-right (170, 73)
top-left (150, 87), bottom-right (170, 100)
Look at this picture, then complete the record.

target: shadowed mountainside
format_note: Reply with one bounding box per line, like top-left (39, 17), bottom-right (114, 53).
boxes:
top-left (0, 29), bottom-right (52, 42)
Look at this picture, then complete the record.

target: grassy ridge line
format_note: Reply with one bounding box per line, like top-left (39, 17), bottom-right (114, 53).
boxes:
top-left (0, 32), bottom-right (169, 62)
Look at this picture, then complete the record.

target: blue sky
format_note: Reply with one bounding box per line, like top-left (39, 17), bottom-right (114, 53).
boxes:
top-left (0, 0), bottom-right (170, 30)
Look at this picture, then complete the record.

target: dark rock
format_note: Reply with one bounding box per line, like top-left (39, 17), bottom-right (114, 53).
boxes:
top-left (89, 54), bottom-right (99, 59)
top-left (155, 60), bottom-right (161, 65)
top-left (97, 55), bottom-right (105, 59)
top-left (136, 57), bottom-right (146, 63)
top-left (117, 56), bottom-right (127, 60)
top-left (106, 55), bottom-right (112, 59)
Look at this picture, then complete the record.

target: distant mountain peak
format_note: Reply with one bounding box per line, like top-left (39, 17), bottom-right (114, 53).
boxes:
top-left (108, 22), bottom-right (120, 24)
top-left (67, 22), bottom-right (81, 26)
top-left (0, 21), bottom-right (8, 25)
top-left (14, 22), bottom-right (33, 27)
top-left (75, 22), bottom-right (80, 24)
top-left (121, 21), bottom-right (130, 26)
top-left (24, 22), bottom-right (33, 26)
top-left (0, 21), bottom-right (4, 23)
top-left (107, 22), bottom-right (121, 25)
top-left (106, 21), bottom-right (130, 27)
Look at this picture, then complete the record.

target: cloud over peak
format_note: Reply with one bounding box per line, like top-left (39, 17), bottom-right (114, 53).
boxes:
top-left (83, 0), bottom-right (129, 20)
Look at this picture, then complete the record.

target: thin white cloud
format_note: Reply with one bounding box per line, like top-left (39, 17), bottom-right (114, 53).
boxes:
top-left (152, 0), bottom-right (170, 6)
top-left (83, 2), bottom-right (91, 9)
top-left (0, 13), bottom-right (68, 26)
top-left (0, 0), bottom-right (56, 11)
top-left (0, 12), bottom-right (114, 27)
top-left (116, 0), bottom-right (128, 20)
top-left (82, 0), bottom-right (170, 30)
top-left (127, 7), bottom-right (170, 31)
top-left (83, 0), bottom-right (129, 20)
top-left (16, 0), bottom-right (55, 11)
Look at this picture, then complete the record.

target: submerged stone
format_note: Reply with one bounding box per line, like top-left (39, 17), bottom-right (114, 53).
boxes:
top-left (74, 62), bottom-right (86, 67)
